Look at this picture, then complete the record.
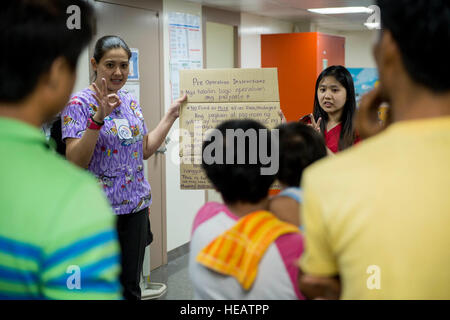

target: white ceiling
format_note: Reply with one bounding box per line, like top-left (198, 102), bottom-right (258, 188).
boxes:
top-left (188, 0), bottom-right (376, 31)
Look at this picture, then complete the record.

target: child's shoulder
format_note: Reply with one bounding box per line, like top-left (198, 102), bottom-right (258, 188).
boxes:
top-left (275, 231), bottom-right (304, 256)
top-left (192, 202), bottom-right (238, 235)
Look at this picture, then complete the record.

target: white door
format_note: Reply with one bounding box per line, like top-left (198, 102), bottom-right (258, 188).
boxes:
top-left (92, 1), bottom-right (166, 270)
top-left (205, 21), bottom-right (236, 203)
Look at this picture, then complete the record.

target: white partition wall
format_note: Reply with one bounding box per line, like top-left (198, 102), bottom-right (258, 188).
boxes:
top-left (163, 0), bottom-right (205, 252)
top-left (240, 13), bottom-right (294, 68)
top-left (73, 48), bottom-right (90, 94)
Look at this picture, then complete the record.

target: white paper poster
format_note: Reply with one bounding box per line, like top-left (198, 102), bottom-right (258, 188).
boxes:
top-left (168, 12), bottom-right (203, 103)
top-left (122, 82), bottom-right (140, 104)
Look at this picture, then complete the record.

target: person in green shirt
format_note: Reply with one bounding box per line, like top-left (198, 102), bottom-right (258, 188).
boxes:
top-left (0, 0), bottom-right (122, 299)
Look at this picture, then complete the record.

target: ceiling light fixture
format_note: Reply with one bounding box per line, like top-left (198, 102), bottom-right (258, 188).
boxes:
top-left (307, 7), bottom-right (374, 14)
top-left (364, 22), bottom-right (381, 30)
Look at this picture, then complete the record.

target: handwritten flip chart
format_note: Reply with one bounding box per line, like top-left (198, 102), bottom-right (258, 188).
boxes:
top-left (178, 68), bottom-right (281, 190)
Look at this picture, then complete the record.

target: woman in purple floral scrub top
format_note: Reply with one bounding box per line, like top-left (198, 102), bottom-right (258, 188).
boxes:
top-left (61, 36), bottom-right (186, 300)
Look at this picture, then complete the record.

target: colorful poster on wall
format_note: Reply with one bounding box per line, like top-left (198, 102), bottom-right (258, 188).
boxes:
top-left (348, 68), bottom-right (379, 105)
top-left (128, 48), bottom-right (139, 81)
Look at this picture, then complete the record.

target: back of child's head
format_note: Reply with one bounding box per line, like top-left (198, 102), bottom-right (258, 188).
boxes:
top-left (0, 0), bottom-right (94, 103)
top-left (377, 0), bottom-right (450, 93)
top-left (202, 119), bottom-right (277, 205)
top-left (276, 122), bottom-right (327, 187)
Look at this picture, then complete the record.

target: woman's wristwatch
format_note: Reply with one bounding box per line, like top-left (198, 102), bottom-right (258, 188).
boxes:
top-left (87, 115), bottom-right (104, 130)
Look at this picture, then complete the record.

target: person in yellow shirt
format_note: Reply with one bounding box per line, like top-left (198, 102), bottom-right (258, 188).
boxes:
top-left (298, 0), bottom-right (450, 300)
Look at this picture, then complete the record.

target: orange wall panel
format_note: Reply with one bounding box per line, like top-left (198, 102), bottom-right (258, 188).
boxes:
top-left (261, 32), bottom-right (345, 122)
top-left (261, 33), bottom-right (317, 122)
top-left (317, 33), bottom-right (346, 74)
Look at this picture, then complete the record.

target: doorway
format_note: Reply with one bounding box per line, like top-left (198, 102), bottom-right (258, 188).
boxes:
top-left (203, 8), bottom-right (240, 204)
top-left (91, 0), bottom-right (166, 270)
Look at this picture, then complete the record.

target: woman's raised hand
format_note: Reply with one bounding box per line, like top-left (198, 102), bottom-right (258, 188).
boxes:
top-left (91, 78), bottom-right (121, 120)
top-left (309, 114), bottom-right (322, 133)
top-left (278, 109), bottom-right (287, 124)
top-left (167, 94), bottom-right (188, 121)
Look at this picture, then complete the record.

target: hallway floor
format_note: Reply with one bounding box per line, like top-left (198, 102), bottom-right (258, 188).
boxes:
top-left (148, 253), bottom-right (194, 300)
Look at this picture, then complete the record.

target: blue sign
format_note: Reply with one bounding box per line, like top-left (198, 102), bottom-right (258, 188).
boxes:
top-left (128, 49), bottom-right (139, 81)
top-left (348, 68), bottom-right (379, 104)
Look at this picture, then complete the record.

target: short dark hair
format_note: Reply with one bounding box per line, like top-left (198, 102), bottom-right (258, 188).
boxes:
top-left (202, 120), bottom-right (276, 205)
top-left (313, 65), bottom-right (357, 151)
top-left (92, 35), bottom-right (132, 81)
top-left (377, 0), bottom-right (450, 92)
top-left (276, 122), bottom-right (327, 187)
top-left (0, 0), bottom-right (94, 103)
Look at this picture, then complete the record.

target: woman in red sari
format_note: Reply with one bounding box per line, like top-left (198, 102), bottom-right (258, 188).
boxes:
top-left (300, 65), bottom-right (360, 154)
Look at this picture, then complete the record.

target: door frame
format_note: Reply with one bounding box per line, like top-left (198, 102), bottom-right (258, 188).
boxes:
top-left (202, 6), bottom-right (241, 203)
top-left (202, 6), bottom-right (241, 69)
top-left (91, 0), bottom-right (167, 269)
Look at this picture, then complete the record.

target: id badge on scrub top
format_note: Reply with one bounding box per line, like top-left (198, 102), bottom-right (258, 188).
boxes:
top-left (113, 118), bottom-right (132, 140)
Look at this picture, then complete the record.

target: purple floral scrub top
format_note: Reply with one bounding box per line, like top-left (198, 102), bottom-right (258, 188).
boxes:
top-left (61, 87), bottom-right (152, 215)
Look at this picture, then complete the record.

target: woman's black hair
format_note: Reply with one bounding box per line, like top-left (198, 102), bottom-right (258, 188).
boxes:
top-left (276, 122), bottom-right (327, 187)
top-left (92, 35), bottom-right (132, 81)
top-left (202, 120), bottom-right (276, 205)
top-left (313, 65), bottom-right (357, 151)
top-left (49, 117), bottom-right (66, 157)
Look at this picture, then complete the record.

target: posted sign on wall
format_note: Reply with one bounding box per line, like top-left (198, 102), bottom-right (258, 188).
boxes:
top-left (178, 68), bottom-right (281, 190)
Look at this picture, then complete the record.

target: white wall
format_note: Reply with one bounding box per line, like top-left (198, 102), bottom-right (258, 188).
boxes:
top-left (163, 0), bottom-right (205, 252)
top-left (240, 13), bottom-right (294, 68)
top-left (341, 30), bottom-right (378, 68)
top-left (316, 27), bottom-right (378, 68)
top-left (204, 21), bottom-right (235, 205)
top-left (206, 22), bottom-right (235, 68)
top-left (74, 47), bottom-right (90, 94)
